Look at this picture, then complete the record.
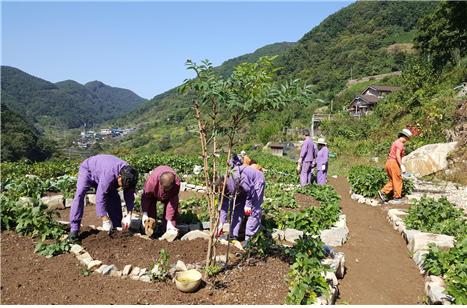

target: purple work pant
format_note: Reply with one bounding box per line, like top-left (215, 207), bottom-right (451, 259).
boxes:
top-left (219, 194), bottom-right (246, 238)
top-left (300, 161), bottom-right (314, 187)
top-left (219, 196), bottom-right (263, 241)
top-left (317, 170), bottom-right (327, 185)
top-left (69, 166), bottom-right (122, 232)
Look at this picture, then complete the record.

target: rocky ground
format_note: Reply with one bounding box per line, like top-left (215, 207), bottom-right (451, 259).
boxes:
top-left (407, 177), bottom-right (467, 214)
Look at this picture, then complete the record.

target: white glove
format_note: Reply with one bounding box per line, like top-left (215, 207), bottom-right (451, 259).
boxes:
top-left (142, 212), bottom-right (149, 225)
top-left (102, 219), bottom-right (113, 232)
top-left (122, 215), bottom-right (131, 230)
top-left (296, 164), bottom-right (301, 173)
top-left (401, 164), bottom-right (407, 174)
top-left (321, 164), bottom-right (326, 171)
top-left (166, 220), bottom-right (178, 231)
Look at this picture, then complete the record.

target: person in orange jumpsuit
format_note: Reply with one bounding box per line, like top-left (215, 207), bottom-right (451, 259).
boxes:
top-left (378, 128), bottom-right (412, 204)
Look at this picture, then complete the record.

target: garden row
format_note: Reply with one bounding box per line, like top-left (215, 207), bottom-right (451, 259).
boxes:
top-left (348, 165), bottom-right (414, 205)
top-left (387, 196), bottom-right (466, 305)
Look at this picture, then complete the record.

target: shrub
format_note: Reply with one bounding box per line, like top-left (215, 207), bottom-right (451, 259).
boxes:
top-left (404, 196), bottom-right (467, 239)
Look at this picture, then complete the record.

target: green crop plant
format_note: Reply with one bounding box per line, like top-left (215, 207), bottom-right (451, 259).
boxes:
top-left (348, 165), bottom-right (414, 198)
top-left (149, 249), bottom-right (171, 282)
top-left (423, 238), bottom-right (467, 305)
top-left (404, 196), bottom-right (467, 239)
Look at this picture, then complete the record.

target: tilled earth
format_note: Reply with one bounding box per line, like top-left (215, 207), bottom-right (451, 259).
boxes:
top-left (80, 229), bottom-right (240, 269)
top-left (0, 231), bottom-right (289, 304)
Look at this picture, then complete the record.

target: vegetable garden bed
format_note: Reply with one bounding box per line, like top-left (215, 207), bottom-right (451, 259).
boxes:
top-left (385, 196), bottom-right (466, 305)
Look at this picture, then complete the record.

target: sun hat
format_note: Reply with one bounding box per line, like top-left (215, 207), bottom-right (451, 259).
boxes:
top-left (317, 137), bottom-right (327, 145)
top-left (400, 128), bottom-right (413, 138)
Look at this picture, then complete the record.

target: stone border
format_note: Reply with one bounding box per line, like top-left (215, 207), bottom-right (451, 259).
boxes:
top-left (386, 209), bottom-right (455, 304)
top-left (271, 214), bottom-right (349, 247)
top-left (349, 190), bottom-right (380, 206)
top-left (67, 223), bottom-right (345, 304)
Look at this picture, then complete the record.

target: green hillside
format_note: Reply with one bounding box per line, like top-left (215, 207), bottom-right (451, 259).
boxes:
top-left (1, 103), bottom-right (56, 161)
top-left (1, 66), bottom-right (146, 129)
top-left (108, 1), bottom-right (438, 156)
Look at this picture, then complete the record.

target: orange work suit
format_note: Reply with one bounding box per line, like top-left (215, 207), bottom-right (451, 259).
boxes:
top-left (382, 159), bottom-right (402, 198)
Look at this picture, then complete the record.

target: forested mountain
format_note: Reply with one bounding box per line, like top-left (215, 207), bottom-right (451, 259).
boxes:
top-left (108, 1), bottom-right (438, 155)
top-left (1, 103), bottom-right (55, 161)
top-left (1, 66), bottom-right (146, 129)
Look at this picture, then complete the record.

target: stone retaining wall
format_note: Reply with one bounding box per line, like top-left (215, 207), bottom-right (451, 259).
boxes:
top-left (386, 209), bottom-right (455, 304)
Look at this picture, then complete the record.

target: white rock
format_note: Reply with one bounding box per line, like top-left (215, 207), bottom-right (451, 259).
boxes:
top-left (129, 266), bottom-right (141, 277)
top-left (403, 142), bottom-right (458, 177)
top-left (65, 198), bottom-right (73, 208)
top-left (427, 284), bottom-right (451, 304)
top-left (350, 193), bottom-right (361, 201)
top-left (110, 270), bottom-right (122, 278)
top-left (412, 249), bottom-right (429, 273)
top-left (159, 229), bottom-right (178, 242)
top-left (176, 260), bottom-right (187, 272)
top-left (122, 264), bottom-right (132, 276)
top-left (76, 252), bottom-right (93, 266)
top-left (180, 182), bottom-right (187, 191)
top-left (335, 252), bottom-right (345, 279)
top-left (215, 255), bottom-right (227, 263)
top-left (139, 275), bottom-right (151, 283)
top-left (357, 196), bottom-right (366, 204)
top-left (181, 230), bottom-right (210, 241)
top-left (101, 264), bottom-right (115, 275)
top-left (86, 194), bottom-right (96, 205)
top-left (272, 229), bottom-right (285, 241)
top-left (202, 221), bottom-right (210, 230)
top-left (130, 274), bottom-right (141, 280)
top-left (403, 229), bottom-right (423, 244)
top-left (87, 260), bottom-right (103, 270)
top-left (138, 268), bottom-right (147, 277)
top-left (408, 233), bottom-right (455, 253)
top-left (320, 224), bottom-right (349, 247)
top-left (325, 271), bottom-right (338, 287)
top-left (427, 275), bottom-right (445, 287)
top-left (41, 195), bottom-right (64, 210)
top-left (284, 228), bottom-right (303, 243)
top-left (95, 264), bottom-right (107, 274)
top-left (70, 244), bottom-right (84, 255)
top-left (368, 199), bottom-right (380, 206)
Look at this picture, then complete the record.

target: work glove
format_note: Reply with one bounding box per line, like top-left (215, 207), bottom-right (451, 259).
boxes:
top-left (321, 164), bottom-right (326, 171)
top-left (142, 212), bottom-right (149, 225)
top-left (216, 224), bottom-right (224, 238)
top-left (102, 219), bottom-right (113, 232)
top-left (296, 164), bottom-right (301, 174)
top-left (166, 220), bottom-right (178, 231)
top-left (244, 206), bottom-right (252, 216)
top-left (122, 215), bottom-right (131, 231)
top-left (400, 164), bottom-right (407, 174)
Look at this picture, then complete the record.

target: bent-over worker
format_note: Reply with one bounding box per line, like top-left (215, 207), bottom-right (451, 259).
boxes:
top-left (217, 165), bottom-right (265, 243)
top-left (141, 165), bottom-right (180, 233)
top-left (69, 154), bottom-right (138, 240)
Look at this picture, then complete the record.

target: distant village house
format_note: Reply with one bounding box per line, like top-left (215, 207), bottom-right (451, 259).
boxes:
top-left (348, 85), bottom-right (400, 117)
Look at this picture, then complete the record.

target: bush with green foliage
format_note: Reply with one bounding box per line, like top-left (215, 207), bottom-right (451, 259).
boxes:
top-left (423, 238), bottom-right (467, 305)
top-left (404, 196), bottom-right (467, 239)
top-left (285, 235), bottom-right (330, 304)
top-left (348, 165), bottom-right (414, 198)
top-left (0, 195), bottom-right (70, 257)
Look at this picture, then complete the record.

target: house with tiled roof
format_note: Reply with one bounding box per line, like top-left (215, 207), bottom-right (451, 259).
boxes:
top-left (348, 85), bottom-right (401, 116)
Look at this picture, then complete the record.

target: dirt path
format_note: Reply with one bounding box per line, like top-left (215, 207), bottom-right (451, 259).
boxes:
top-left (328, 177), bottom-right (425, 305)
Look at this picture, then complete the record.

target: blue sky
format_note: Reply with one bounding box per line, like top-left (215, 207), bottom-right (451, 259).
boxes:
top-left (2, 1), bottom-right (352, 99)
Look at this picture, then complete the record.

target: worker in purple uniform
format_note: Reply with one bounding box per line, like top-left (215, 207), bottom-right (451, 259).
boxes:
top-left (297, 129), bottom-right (317, 186)
top-left (316, 138), bottom-right (329, 185)
top-left (69, 154), bottom-right (138, 241)
top-left (216, 165), bottom-right (265, 243)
